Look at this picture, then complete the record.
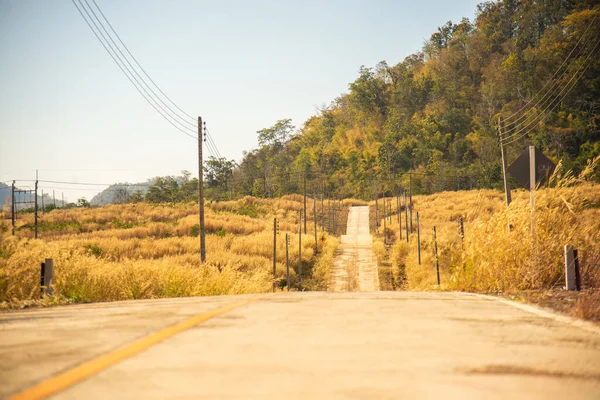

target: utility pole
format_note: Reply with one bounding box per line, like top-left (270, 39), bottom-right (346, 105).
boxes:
top-left (61, 192), bottom-right (64, 208)
top-left (34, 171), bottom-right (38, 239)
top-left (498, 118), bottom-right (512, 206)
top-left (53, 190), bottom-right (56, 208)
top-left (198, 117), bottom-right (206, 263)
top-left (11, 180), bottom-right (15, 235)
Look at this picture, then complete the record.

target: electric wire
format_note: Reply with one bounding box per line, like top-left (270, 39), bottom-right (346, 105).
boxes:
top-left (74, 0), bottom-right (197, 139)
top-left (89, 0), bottom-right (196, 122)
top-left (84, 0), bottom-right (196, 130)
top-left (501, 14), bottom-right (599, 135)
top-left (501, 36), bottom-right (600, 146)
top-left (79, 1), bottom-right (227, 160)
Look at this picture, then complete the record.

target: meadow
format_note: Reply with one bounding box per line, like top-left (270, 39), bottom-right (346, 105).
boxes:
top-left (372, 158), bottom-right (600, 299)
top-left (0, 195), bottom-right (342, 308)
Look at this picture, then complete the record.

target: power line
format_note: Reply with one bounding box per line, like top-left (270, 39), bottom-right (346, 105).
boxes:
top-left (500, 15), bottom-right (599, 137)
top-left (89, 0), bottom-right (196, 122)
top-left (72, 0), bottom-right (197, 140)
top-left (502, 35), bottom-right (600, 146)
top-left (83, 0), bottom-right (196, 132)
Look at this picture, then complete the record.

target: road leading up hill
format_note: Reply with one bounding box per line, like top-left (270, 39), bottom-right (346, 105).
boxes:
top-left (329, 205), bottom-right (379, 292)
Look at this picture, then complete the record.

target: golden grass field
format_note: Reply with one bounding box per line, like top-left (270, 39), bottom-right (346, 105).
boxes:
top-left (373, 158), bottom-right (600, 297)
top-left (1, 159), bottom-right (598, 311)
top-left (0, 195), bottom-right (342, 308)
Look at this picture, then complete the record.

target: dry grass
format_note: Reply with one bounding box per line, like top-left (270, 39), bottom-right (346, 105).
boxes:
top-left (0, 196), bottom-right (340, 308)
top-left (372, 157), bottom-right (600, 296)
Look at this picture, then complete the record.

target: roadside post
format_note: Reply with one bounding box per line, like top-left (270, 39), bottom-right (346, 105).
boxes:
top-left (417, 212), bottom-right (421, 265)
top-left (40, 258), bottom-right (54, 297)
top-left (285, 234), bottom-right (290, 292)
top-left (433, 227), bottom-right (440, 285)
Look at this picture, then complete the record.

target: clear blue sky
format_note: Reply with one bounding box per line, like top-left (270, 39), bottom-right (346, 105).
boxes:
top-left (0, 0), bottom-right (482, 202)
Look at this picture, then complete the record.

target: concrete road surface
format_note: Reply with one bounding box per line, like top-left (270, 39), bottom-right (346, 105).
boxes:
top-left (329, 206), bottom-right (379, 292)
top-left (2, 292), bottom-right (600, 399)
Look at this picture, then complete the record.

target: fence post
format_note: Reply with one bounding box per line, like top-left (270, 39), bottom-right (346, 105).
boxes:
top-left (409, 172), bottom-right (413, 233)
top-left (417, 212), bottom-right (421, 265)
top-left (405, 196), bottom-right (409, 243)
top-left (314, 194), bottom-right (318, 254)
top-left (574, 249), bottom-right (581, 291)
top-left (286, 233), bottom-right (290, 292)
top-left (564, 245), bottom-right (576, 291)
top-left (459, 217), bottom-right (464, 248)
top-left (273, 218), bottom-right (277, 292)
top-left (11, 180), bottom-right (15, 236)
top-left (383, 197), bottom-right (387, 245)
top-left (433, 227), bottom-right (440, 285)
top-left (298, 210), bottom-right (302, 291)
top-left (41, 258), bottom-right (54, 297)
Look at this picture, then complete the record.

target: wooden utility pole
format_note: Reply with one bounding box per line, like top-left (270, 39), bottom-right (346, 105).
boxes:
top-left (53, 190), bottom-right (56, 208)
top-left (198, 117), bottom-right (206, 263)
top-left (498, 118), bottom-right (512, 206)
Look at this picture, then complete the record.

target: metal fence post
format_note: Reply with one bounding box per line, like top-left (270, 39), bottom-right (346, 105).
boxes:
top-left (417, 212), bottom-right (421, 265)
top-left (433, 227), bottom-right (440, 285)
top-left (286, 233), bottom-right (290, 292)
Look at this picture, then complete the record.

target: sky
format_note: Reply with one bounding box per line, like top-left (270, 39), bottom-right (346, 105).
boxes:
top-left (0, 0), bottom-right (482, 202)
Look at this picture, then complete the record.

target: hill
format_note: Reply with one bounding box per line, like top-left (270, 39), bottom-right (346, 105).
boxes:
top-left (227, 1), bottom-right (600, 200)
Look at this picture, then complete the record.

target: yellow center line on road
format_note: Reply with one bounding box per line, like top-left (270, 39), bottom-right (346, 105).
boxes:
top-left (8, 293), bottom-right (275, 400)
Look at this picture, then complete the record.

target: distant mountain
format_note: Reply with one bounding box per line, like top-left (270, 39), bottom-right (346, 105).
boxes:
top-left (90, 181), bottom-right (155, 206)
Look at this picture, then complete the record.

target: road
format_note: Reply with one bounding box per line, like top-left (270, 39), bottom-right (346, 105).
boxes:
top-left (329, 205), bottom-right (379, 292)
top-left (2, 292), bottom-right (600, 399)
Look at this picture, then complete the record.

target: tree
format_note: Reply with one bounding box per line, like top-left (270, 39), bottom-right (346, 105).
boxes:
top-left (76, 198), bottom-right (90, 208)
top-left (257, 119), bottom-right (295, 148)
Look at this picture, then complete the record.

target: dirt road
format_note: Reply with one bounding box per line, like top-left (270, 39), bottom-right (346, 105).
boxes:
top-left (329, 205), bottom-right (379, 291)
top-left (2, 292), bottom-right (600, 399)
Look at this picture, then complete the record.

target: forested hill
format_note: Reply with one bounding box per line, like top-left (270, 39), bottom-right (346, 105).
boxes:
top-left (227, 0), bottom-right (599, 199)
